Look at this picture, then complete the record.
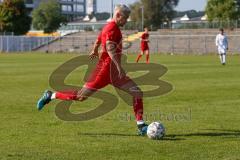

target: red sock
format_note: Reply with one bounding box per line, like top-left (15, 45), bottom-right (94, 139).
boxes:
top-left (133, 97), bottom-right (143, 121)
top-left (136, 54), bottom-right (142, 63)
top-left (56, 90), bottom-right (78, 100)
top-left (146, 54), bottom-right (149, 64)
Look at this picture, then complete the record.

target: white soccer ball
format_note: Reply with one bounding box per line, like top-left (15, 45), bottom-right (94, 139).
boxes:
top-left (147, 122), bottom-right (165, 140)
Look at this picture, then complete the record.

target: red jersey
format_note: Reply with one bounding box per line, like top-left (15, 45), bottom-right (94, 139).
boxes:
top-left (141, 32), bottom-right (149, 51)
top-left (99, 21), bottom-right (122, 61)
top-left (85, 21), bottom-right (128, 90)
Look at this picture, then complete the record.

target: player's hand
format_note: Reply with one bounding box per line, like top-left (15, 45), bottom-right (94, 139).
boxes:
top-left (89, 49), bottom-right (99, 60)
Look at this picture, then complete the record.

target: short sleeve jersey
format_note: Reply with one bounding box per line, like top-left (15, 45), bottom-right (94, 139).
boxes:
top-left (99, 21), bottom-right (122, 60)
top-left (141, 32), bottom-right (149, 45)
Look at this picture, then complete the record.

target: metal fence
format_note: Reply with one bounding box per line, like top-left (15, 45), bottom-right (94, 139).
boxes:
top-left (148, 35), bottom-right (240, 54)
top-left (1, 34), bottom-right (240, 54)
top-left (35, 34), bottom-right (240, 55)
top-left (0, 36), bottom-right (56, 52)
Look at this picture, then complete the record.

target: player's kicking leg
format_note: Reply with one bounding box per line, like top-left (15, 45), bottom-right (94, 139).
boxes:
top-left (37, 87), bottom-right (96, 110)
top-left (37, 90), bottom-right (53, 110)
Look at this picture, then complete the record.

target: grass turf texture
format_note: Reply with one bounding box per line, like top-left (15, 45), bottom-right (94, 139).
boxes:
top-left (0, 53), bottom-right (240, 160)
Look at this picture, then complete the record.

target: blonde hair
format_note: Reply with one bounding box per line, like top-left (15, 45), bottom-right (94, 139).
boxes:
top-left (114, 4), bottom-right (131, 17)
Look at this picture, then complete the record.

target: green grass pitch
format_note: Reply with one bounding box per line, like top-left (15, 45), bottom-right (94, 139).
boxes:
top-left (0, 53), bottom-right (240, 160)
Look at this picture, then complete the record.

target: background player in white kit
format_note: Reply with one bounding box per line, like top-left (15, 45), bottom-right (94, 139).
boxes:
top-left (215, 28), bottom-right (228, 65)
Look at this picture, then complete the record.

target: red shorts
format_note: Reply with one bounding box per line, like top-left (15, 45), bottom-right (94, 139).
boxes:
top-left (141, 43), bottom-right (149, 51)
top-left (84, 59), bottom-right (132, 90)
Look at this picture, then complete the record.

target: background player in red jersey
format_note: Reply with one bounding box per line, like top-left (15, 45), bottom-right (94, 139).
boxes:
top-left (37, 4), bottom-right (148, 135)
top-left (136, 27), bottom-right (150, 64)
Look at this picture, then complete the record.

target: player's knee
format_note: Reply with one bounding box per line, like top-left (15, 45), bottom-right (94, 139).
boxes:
top-left (129, 86), bottom-right (143, 97)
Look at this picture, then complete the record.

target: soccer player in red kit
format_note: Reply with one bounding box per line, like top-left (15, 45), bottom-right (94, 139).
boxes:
top-left (37, 4), bottom-right (148, 135)
top-left (136, 27), bottom-right (150, 63)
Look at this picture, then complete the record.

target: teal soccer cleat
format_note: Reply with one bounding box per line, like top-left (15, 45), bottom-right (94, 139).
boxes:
top-left (137, 123), bottom-right (148, 136)
top-left (37, 90), bottom-right (52, 110)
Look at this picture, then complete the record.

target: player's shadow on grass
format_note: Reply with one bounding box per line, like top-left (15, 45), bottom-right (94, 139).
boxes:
top-left (167, 129), bottom-right (240, 138)
top-left (78, 132), bottom-right (184, 141)
top-left (162, 136), bottom-right (185, 141)
top-left (78, 132), bottom-right (138, 137)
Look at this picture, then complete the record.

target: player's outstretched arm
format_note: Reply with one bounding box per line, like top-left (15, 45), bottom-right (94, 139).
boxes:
top-left (89, 40), bottom-right (101, 60)
top-left (89, 32), bottom-right (102, 60)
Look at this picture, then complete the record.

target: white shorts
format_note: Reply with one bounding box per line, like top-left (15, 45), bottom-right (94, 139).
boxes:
top-left (218, 47), bottom-right (226, 55)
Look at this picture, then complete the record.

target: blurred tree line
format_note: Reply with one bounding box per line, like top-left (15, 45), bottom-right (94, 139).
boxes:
top-left (0, 0), bottom-right (31, 35)
top-left (206, 0), bottom-right (240, 24)
top-left (174, 10), bottom-right (205, 19)
top-left (2, 0), bottom-right (240, 35)
top-left (130, 0), bottom-right (179, 30)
